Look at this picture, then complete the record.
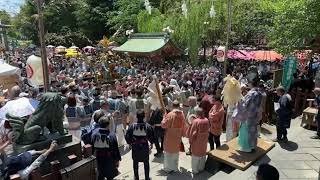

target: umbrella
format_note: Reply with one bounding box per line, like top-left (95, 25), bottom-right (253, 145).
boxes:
top-left (56, 46), bottom-right (67, 54)
top-left (253, 50), bottom-right (283, 61)
top-left (46, 45), bottom-right (55, 48)
top-left (0, 63), bottom-right (20, 76)
top-left (56, 46), bottom-right (66, 49)
top-left (84, 46), bottom-right (94, 49)
top-left (69, 45), bottom-right (79, 49)
top-left (0, 97), bottom-right (36, 120)
top-left (228, 50), bottom-right (255, 60)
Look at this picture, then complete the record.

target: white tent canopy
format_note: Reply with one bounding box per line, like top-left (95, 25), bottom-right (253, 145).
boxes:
top-left (69, 45), bottom-right (79, 49)
top-left (56, 45), bottom-right (66, 49)
top-left (0, 62), bottom-right (21, 76)
top-left (84, 46), bottom-right (94, 49)
top-left (46, 45), bottom-right (55, 48)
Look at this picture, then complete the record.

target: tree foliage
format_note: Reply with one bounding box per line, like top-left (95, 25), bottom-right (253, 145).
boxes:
top-left (137, 9), bottom-right (166, 33)
top-left (108, 0), bottom-right (143, 31)
top-left (11, 0), bottom-right (38, 43)
top-left (230, 0), bottom-right (274, 46)
top-left (45, 27), bottom-right (92, 47)
top-left (268, 0), bottom-right (320, 54)
top-left (43, 0), bottom-right (79, 33)
top-left (0, 10), bottom-right (19, 39)
top-left (0, 10), bottom-right (11, 24)
top-left (75, 0), bottom-right (116, 41)
top-left (6, 0), bottom-right (320, 57)
top-left (12, 0), bottom-right (82, 44)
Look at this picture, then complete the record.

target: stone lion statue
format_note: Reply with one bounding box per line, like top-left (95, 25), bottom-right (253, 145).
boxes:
top-left (6, 93), bottom-right (66, 145)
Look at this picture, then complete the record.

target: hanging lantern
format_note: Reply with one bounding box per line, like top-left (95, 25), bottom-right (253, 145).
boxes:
top-left (209, 5), bottom-right (216, 18)
top-left (146, 5), bottom-right (152, 15)
top-left (144, 0), bottom-right (150, 7)
top-left (144, 0), bottom-right (152, 15)
top-left (181, 1), bottom-right (188, 18)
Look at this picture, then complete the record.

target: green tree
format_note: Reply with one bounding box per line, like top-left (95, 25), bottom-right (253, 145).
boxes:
top-left (137, 9), bottom-right (166, 33)
top-left (45, 27), bottom-right (92, 47)
top-left (43, 0), bottom-right (79, 33)
top-left (75, 0), bottom-right (116, 41)
top-left (108, 0), bottom-right (143, 31)
top-left (231, 0), bottom-right (274, 46)
top-left (12, 0), bottom-right (38, 43)
top-left (0, 10), bottom-right (11, 24)
top-left (267, 0), bottom-right (320, 54)
top-left (0, 10), bottom-right (20, 40)
top-left (136, 0), bottom-right (279, 63)
top-left (13, 0), bottom-right (91, 46)
top-left (137, 0), bottom-right (217, 63)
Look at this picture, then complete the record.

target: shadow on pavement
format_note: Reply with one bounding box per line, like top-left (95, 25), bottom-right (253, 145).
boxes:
top-left (278, 141), bottom-right (298, 151)
top-left (119, 145), bottom-right (131, 156)
top-left (253, 155), bottom-right (271, 166)
top-left (151, 155), bottom-right (164, 163)
top-left (261, 126), bottom-right (273, 135)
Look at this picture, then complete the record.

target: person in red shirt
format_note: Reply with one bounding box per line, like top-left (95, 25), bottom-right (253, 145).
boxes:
top-left (161, 101), bottom-right (186, 173)
top-left (186, 107), bottom-right (210, 174)
top-left (208, 95), bottom-right (225, 150)
top-left (199, 90), bottom-right (213, 118)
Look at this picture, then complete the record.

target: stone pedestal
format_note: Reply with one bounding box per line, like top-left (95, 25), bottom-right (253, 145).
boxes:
top-left (40, 136), bottom-right (82, 175)
top-left (12, 134), bottom-right (82, 175)
top-left (12, 134), bottom-right (73, 154)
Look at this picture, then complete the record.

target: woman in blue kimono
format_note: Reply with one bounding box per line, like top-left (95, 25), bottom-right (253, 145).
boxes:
top-left (233, 66), bottom-right (263, 152)
top-left (92, 116), bottom-right (121, 180)
top-left (125, 110), bottom-right (154, 180)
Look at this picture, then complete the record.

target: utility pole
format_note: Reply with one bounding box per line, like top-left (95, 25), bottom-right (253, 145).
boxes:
top-left (35, 0), bottom-right (49, 92)
top-left (224, 0), bottom-right (232, 77)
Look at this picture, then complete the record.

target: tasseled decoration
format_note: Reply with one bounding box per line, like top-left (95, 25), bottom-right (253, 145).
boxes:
top-left (222, 75), bottom-right (242, 107)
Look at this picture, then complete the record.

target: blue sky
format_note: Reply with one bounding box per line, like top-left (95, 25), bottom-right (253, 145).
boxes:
top-left (0, 0), bottom-right (24, 15)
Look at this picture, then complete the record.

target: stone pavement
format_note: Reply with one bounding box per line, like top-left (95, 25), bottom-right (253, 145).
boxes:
top-left (115, 117), bottom-right (320, 180)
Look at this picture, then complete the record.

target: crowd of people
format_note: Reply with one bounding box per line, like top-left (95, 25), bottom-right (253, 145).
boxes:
top-left (0, 51), bottom-right (315, 180)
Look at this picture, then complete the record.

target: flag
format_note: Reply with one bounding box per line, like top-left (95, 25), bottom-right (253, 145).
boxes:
top-left (282, 56), bottom-right (297, 91)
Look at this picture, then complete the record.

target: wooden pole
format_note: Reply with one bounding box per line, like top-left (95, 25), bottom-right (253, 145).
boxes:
top-left (154, 77), bottom-right (166, 114)
top-left (36, 0), bottom-right (49, 92)
top-left (224, 0), bottom-right (232, 77)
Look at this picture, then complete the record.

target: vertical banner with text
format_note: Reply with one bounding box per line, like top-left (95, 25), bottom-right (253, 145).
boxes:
top-left (282, 56), bottom-right (297, 91)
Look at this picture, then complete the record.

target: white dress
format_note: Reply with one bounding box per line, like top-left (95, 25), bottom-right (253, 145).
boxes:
top-left (226, 106), bottom-right (236, 142)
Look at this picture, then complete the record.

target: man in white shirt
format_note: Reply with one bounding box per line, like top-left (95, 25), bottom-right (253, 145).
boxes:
top-left (4, 141), bottom-right (57, 180)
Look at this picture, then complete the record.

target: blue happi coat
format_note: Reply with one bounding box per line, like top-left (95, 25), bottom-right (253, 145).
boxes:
top-left (125, 122), bottom-right (154, 162)
top-left (91, 128), bottom-right (121, 179)
top-left (233, 88), bottom-right (262, 150)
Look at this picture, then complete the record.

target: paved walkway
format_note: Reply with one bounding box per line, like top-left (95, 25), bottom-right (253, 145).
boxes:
top-left (115, 117), bottom-right (320, 180)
